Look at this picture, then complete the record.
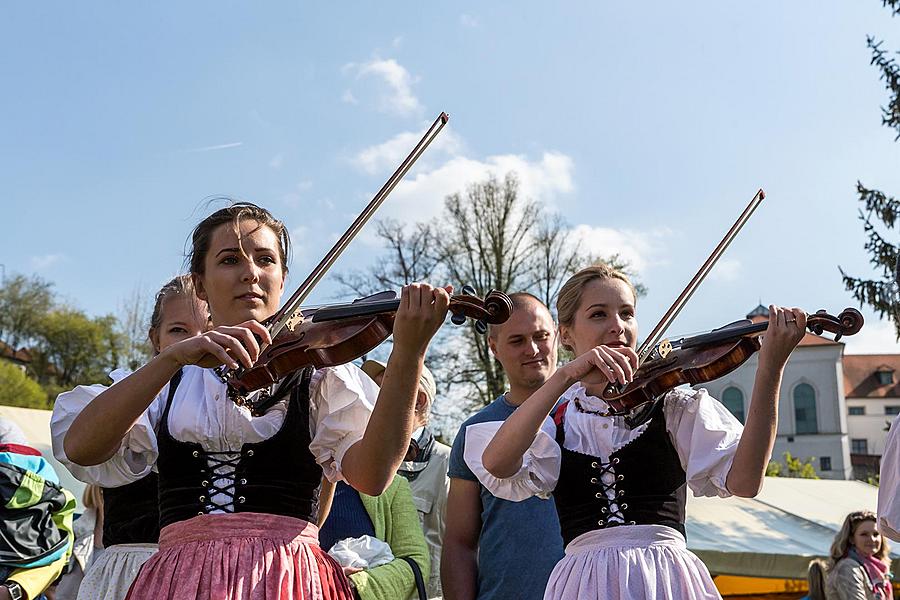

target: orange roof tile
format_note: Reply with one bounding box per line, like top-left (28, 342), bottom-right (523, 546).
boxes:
top-left (844, 354), bottom-right (900, 398)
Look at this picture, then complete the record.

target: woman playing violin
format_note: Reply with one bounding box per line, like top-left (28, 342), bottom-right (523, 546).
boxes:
top-left (63, 202), bottom-right (451, 600)
top-left (477, 264), bottom-right (806, 599)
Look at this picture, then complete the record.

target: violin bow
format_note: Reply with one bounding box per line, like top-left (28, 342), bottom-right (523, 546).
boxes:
top-left (636, 188), bottom-right (765, 365)
top-left (268, 112), bottom-right (450, 340)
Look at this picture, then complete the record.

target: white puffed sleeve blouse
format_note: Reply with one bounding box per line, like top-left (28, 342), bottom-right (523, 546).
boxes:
top-left (878, 414), bottom-right (900, 541)
top-left (51, 363), bottom-right (378, 488)
top-left (465, 384), bottom-right (744, 502)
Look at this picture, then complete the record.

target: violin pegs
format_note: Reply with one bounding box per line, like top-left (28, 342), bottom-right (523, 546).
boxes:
top-left (462, 285), bottom-right (477, 296)
top-left (474, 320), bottom-right (488, 335)
top-left (450, 312), bottom-right (467, 326)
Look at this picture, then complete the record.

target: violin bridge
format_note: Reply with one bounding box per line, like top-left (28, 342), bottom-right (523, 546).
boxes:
top-left (285, 310), bottom-right (305, 332)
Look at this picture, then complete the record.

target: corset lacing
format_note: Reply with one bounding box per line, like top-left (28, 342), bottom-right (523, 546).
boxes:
top-left (195, 450), bottom-right (241, 513)
top-left (590, 457), bottom-right (634, 527)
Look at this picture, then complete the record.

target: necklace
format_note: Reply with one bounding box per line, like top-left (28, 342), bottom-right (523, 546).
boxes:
top-left (572, 396), bottom-right (614, 418)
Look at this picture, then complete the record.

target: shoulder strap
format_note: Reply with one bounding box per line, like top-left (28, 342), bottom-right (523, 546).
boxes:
top-left (552, 400), bottom-right (569, 445)
top-left (159, 369), bottom-right (183, 434)
top-left (399, 556), bottom-right (427, 600)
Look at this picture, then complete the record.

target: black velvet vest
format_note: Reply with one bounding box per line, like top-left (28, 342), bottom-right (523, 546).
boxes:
top-left (552, 399), bottom-right (687, 546)
top-left (157, 368), bottom-right (323, 528)
top-left (101, 474), bottom-right (160, 546)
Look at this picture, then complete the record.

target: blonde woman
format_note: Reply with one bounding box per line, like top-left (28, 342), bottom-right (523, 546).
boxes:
top-left (478, 264), bottom-right (806, 599)
top-left (52, 275), bottom-right (208, 599)
top-left (825, 511), bottom-right (892, 600)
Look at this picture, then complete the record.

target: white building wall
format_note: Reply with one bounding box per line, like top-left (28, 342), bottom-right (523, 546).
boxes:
top-left (845, 397), bottom-right (899, 456)
top-left (700, 344), bottom-right (852, 480)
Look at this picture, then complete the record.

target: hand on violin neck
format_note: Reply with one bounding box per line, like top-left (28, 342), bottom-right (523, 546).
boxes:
top-left (162, 320), bottom-right (271, 370)
top-left (758, 305), bottom-right (807, 369)
top-left (560, 344), bottom-right (638, 388)
top-left (391, 283), bottom-right (452, 357)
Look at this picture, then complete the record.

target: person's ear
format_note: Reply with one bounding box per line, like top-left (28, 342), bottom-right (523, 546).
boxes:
top-left (488, 335), bottom-right (498, 357)
top-left (415, 390), bottom-right (429, 413)
top-left (558, 325), bottom-right (572, 351)
top-left (149, 328), bottom-right (161, 354)
top-left (192, 273), bottom-right (208, 302)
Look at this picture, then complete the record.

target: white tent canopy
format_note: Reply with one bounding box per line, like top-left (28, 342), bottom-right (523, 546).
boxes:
top-left (686, 477), bottom-right (892, 579)
top-left (0, 405), bottom-right (87, 505)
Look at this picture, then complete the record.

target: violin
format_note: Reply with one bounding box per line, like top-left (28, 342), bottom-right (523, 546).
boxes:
top-left (227, 287), bottom-right (513, 407)
top-left (600, 308), bottom-right (864, 422)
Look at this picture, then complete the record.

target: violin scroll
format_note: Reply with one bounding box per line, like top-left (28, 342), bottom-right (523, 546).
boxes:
top-left (449, 286), bottom-right (514, 333)
top-left (806, 308), bottom-right (864, 341)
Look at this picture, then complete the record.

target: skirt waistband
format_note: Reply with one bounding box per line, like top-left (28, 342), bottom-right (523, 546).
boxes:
top-left (565, 524), bottom-right (686, 555)
top-left (158, 513), bottom-right (319, 549)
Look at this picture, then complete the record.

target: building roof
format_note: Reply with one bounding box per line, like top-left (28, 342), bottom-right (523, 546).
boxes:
top-left (0, 341), bottom-right (33, 364)
top-left (686, 477), bottom-right (894, 579)
top-left (844, 354), bottom-right (900, 398)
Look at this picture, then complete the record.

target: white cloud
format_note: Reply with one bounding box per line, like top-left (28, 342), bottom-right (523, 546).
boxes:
top-left (352, 127), bottom-right (465, 175)
top-left (391, 36), bottom-right (404, 49)
top-left (344, 58), bottom-right (422, 117)
top-left (569, 225), bottom-right (671, 274)
top-left (31, 254), bottom-right (65, 270)
top-left (341, 90), bottom-right (358, 105)
top-left (843, 317), bottom-right (900, 354)
top-left (184, 142), bottom-right (243, 153)
top-left (460, 14), bottom-right (480, 28)
top-left (281, 180), bottom-right (314, 208)
top-left (709, 258), bottom-right (742, 282)
top-left (373, 151), bottom-right (575, 226)
top-left (269, 154), bottom-right (284, 169)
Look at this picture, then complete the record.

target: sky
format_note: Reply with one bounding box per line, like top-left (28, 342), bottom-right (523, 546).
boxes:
top-left (2, 1), bottom-right (900, 356)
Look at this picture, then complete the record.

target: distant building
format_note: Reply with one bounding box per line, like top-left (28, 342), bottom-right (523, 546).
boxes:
top-left (700, 305), bottom-right (852, 480)
top-left (843, 354), bottom-right (900, 480)
top-left (0, 340), bottom-right (33, 373)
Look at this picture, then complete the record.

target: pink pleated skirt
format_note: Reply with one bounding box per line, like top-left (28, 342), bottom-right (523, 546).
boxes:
top-left (544, 525), bottom-right (721, 600)
top-left (125, 513), bottom-right (353, 600)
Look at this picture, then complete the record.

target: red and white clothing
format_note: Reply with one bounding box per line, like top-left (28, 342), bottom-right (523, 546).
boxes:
top-left (465, 384), bottom-right (743, 600)
top-left (53, 364), bottom-right (378, 600)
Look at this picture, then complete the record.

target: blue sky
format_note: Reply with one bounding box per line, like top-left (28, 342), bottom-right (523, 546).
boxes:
top-left (3, 1), bottom-right (900, 355)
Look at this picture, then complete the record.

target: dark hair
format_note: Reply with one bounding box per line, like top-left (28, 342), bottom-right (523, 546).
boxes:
top-left (805, 558), bottom-right (827, 600)
top-left (488, 292), bottom-right (553, 339)
top-left (188, 202), bottom-right (290, 277)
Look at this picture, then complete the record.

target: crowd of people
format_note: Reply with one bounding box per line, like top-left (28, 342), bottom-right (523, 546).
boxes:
top-left (1, 200), bottom-right (898, 599)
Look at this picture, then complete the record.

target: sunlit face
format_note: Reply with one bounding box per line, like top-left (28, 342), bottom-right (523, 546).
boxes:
top-left (194, 220), bottom-right (286, 326)
top-left (489, 300), bottom-right (557, 391)
top-left (851, 519), bottom-right (882, 558)
top-left (560, 278), bottom-right (637, 358)
top-left (150, 294), bottom-right (209, 353)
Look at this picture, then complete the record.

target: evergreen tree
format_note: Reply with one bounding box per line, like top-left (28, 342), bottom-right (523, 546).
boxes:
top-left (840, 0), bottom-right (900, 337)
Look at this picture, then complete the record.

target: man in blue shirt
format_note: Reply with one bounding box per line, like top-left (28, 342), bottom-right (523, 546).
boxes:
top-left (442, 293), bottom-right (564, 600)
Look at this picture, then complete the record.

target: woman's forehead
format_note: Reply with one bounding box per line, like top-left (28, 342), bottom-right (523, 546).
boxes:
top-left (209, 219), bottom-right (278, 249)
top-left (579, 278), bottom-right (634, 306)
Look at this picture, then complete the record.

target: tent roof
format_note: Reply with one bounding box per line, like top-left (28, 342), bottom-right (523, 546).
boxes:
top-left (686, 477), bottom-right (892, 579)
top-left (0, 406), bottom-right (87, 506)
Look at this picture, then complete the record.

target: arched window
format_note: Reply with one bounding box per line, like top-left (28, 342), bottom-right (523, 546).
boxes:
top-left (722, 387), bottom-right (745, 424)
top-left (794, 383), bottom-right (818, 434)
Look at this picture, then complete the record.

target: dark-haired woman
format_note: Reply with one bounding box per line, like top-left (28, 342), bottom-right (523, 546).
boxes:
top-left (52, 275), bottom-right (208, 599)
top-left (63, 203), bottom-right (450, 600)
top-left (477, 264), bottom-right (806, 599)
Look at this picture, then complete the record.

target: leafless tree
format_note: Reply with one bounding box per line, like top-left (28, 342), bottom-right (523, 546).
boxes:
top-left (335, 172), bottom-right (643, 436)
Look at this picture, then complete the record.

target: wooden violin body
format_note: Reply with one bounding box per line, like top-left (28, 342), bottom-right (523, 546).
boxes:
top-left (600, 308), bottom-right (864, 416)
top-left (228, 289), bottom-right (513, 402)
